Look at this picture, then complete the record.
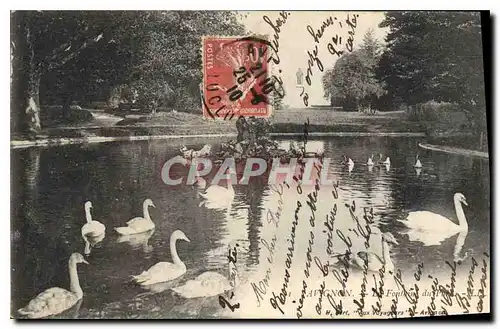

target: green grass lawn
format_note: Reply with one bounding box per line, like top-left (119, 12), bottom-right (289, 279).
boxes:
top-left (31, 107), bottom-right (424, 140)
top-left (112, 108), bottom-right (421, 133)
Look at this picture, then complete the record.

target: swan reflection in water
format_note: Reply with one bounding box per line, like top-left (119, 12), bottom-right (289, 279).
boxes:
top-left (83, 233), bottom-right (105, 255)
top-left (453, 231), bottom-right (471, 263)
top-left (330, 232), bottom-right (399, 272)
top-left (171, 260), bottom-right (237, 299)
top-left (116, 229), bottom-right (155, 253)
top-left (415, 168), bottom-right (422, 177)
top-left (198, 169), bottom-right (235, 209)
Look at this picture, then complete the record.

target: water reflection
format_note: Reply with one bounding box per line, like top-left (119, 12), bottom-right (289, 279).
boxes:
top-left (453, 231), bottom-right (470, 263)
top-left (83, 233), bottom-right (105, 255)
top-left (116, 229), bottom-right (155, 253)
top-left (11, 136), bottom-right (490, 318)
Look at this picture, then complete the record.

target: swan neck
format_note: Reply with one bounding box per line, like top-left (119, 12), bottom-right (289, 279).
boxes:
top-left (226, 176), bottom-right (234, 191)
top-left (454, 198), bottom-right (468, 230)
top-left (143, 204), bottom-right (152, 221)
top-left (85, 207), bottom-right (92, 224)
top-left (170, 237), bottom-right (184, 267)
top-left (68, 259), bottom-right (83, 299)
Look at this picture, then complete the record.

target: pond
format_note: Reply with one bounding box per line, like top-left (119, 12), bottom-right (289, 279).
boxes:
top-left (11, 136), bottom-right (490, 318)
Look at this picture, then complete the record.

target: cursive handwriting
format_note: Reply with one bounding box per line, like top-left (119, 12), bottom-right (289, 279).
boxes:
top-left (262, 11), bottom-right (290, 65)
top-left (219, 244), bottom-right (240, 312)
top-left (315, 281), bottom-right (326, 315)
top-left (438, 261), bottom-right (457, 309)
top-left (477, 252), bottom-right (489, 312)
top-left (393, 269), bottom-right (419, 317)
top-left (328, 229), bottom-right (352, 315)
top-left (427, 274), bottom-right (439, 316)
top-left (467, 257), bottom-right (478, 300)
top-left (306, 179), bottom-right (320, 228)
top-left (353, 215), bottom-right (373, 316)
top-left (296, 279), bottom-right (308, 318)
top-left (346, 203), bottom-right (372, 249)
top-left (304, 231), bottom-right (315, 278)
top-left (307, 16), bottom-right (336, 43)
top-left (267, 183), bottom-right (285, 228)
top-left (269, 201), bottom-right (302, 314)
top-left (301, 45), bottom-right (324, 106)
top-left (345, 14), bottom-right (359, 52)
top-left (353, 254), bottom-right (369, 316)
top-left (251, 268), bottom-right (272, 306)
top-left (371, 266), bottom-right (385, 315)
top-left (219, 293), bottom-right (240, 312)
top-left (389, 293), bottom-right (399, 319)
top-left (324, 182), bottom-right (339, 255)
top-left (262, 235), bottom-right (277, 264)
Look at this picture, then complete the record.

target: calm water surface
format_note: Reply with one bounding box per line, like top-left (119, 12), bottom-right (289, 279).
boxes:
top-left (11, 136), bottom-right (490, 318)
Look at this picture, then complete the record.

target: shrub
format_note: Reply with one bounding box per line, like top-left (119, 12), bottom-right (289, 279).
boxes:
top-left (40, 106), bottom-right (94, 127)
top-left (406, 101), bottom-right (469, 133)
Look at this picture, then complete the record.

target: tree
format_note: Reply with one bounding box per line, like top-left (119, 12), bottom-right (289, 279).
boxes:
top-left (377, 12), bottom-right (485, 121)
top-left (322, 30), bottom-right (385, 111)
top-left (123, 11), bottom-right (245, 113)
top-left (10, 11), bottom-right (245, 136)
top-left (10, 11), bottom-right (149, 136)
top-left (322, 53), bottom-right (385, 111)
top-left (359, 28), bottom-right (382, 69)
top-left (377, 11), bottom-right (487, 147)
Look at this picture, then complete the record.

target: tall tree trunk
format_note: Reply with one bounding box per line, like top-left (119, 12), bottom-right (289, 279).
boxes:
top-left (25, 68), bottom-right (42, 135)
top-left (11, 12), bottom-right (42, 138)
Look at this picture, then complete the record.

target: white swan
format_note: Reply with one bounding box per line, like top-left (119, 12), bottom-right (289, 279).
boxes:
top-left (341, 155), bottom-right (354, 173)
top-left (81, 201), bottom-right (105, 238)
top-left (398, 193), bottom-right (468, 246)
top-left (382, 157), bottom-right (391, 166)
top-left (171, 261), bottom-right (238, 298)
top-left (194, 170), bottom-right (207, 189)
top-left (367, 155), bottom-right (374, 166)
top-left (198, 171), bottom-right (235, 208)
top-left (115, 199), bottom-right (155, 235)
top-left (352, 232), bottom-right (398, 272)
top-left (414, 154), bottom-right (423, 168)
top-left (341, 155), bottom-right (354, 166)
top-left (132, 230), bottom-right (190, 285)
top-left (17, 253), bottom-right (88, 319)
top-left (180, 144), bottom-right (212, 159)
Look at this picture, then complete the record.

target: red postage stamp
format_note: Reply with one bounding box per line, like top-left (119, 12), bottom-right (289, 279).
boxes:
top-left (201, 36), bottom-right (275, 119)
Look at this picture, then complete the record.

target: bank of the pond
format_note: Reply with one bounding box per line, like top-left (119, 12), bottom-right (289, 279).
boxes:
top-left (11, 110), bottom-right (487, 158)
top-left (418, 143), bottom-right (489, 159)
top-left (11, 131), bottom-right (428, 149)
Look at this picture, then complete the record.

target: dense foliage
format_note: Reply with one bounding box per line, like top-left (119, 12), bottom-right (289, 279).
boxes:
top-left (377, 12), bottom-right (486, 131)
top-left (321, 12), bottom-right (487, 146)
top-left (11, 11), bottom-right (245, 136)
top-left (322, 29), bottom-right (385, 112)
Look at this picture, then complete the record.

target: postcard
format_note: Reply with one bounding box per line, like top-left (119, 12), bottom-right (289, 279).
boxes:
top-left (10, 10), bottom-right (490, 319)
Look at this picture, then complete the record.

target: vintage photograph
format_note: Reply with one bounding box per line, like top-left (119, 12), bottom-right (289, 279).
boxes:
top-left (10, 10), bottom-right (490, 319)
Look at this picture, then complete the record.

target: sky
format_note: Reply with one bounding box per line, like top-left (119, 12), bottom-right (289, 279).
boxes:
top-left (241, 11), bottom-right (389, 107)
